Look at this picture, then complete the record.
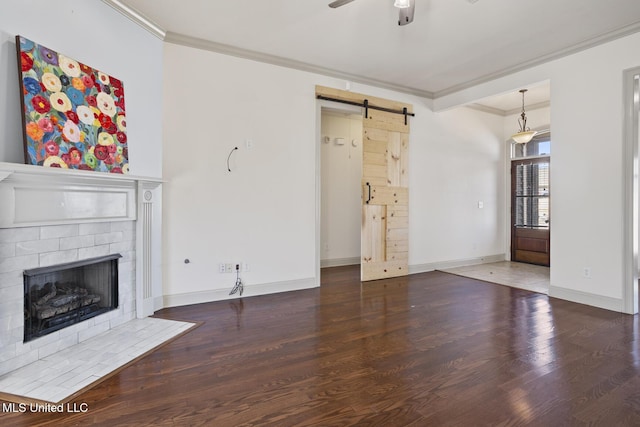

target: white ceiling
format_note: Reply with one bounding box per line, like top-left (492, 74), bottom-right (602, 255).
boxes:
top-left (108, 0), bottom-right (640, 112)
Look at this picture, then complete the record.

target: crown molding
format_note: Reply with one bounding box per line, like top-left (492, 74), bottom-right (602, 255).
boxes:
top-left (504, 100), bottom-right (551, 116)
top-left (467, 100), bottom-right (550, 116)
top-left (434, 20), bottom-right (640, 98)
top-left (466, 103), bottom-right (506, 116)
top-left (163, 32), bottom-right (433, 99)
top-left (101, 0), bottom-right (166, 40)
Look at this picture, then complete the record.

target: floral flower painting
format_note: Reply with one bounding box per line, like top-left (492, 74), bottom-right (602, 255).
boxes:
top-left (15, 35), bottom-right (128, 173)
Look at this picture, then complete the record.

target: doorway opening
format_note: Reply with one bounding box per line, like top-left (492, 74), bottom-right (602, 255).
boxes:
top-left (510, 131), bottom-right (551, 267)
top-left (315, 86), bottom-right (413, 284)
top-left (320, 106), bottom-right (363, 270)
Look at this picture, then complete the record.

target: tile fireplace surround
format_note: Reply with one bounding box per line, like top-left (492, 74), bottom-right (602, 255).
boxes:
top-left (0, 162), bottom-right (162, 377)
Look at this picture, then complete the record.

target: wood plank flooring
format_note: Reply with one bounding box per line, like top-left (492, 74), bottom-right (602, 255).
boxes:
top-left (2, 265), bottom-right (640, 426)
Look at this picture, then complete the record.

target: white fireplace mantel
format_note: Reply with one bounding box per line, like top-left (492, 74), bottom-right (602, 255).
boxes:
top-left (0, 161), bottom-right (163, 228)
top-left (0, 161), bottom-right (164, 324)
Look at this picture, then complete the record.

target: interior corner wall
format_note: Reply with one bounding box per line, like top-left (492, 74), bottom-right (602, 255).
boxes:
top-left (0, 0), bottom-right (164, 179)
top-left (320, 112), bottom-right (362, 264)
top-left (436, 31), bottom-right (640, 311)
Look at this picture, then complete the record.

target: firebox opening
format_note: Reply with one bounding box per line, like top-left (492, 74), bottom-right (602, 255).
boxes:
top-left (23, 254), bottom-right (121, 342)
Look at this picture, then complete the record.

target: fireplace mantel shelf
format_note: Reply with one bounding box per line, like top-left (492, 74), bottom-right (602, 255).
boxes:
top-left (0, 162), bottom-right (163, 228)
top-left (0, 162), bottom-right (164, 185)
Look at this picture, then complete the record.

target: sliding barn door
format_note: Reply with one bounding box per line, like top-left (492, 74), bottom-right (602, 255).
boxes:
top-left (316, 85), bottom-right (412, 282)
top-left (361, 109), bottom-right (409, 281)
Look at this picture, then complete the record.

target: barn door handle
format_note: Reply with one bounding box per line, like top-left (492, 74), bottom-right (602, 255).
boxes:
top-left (365, 182), bottom-right (371, 204)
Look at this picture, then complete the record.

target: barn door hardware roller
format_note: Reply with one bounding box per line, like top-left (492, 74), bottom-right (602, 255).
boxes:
top-left (316, 95), bottom-right (414, 123)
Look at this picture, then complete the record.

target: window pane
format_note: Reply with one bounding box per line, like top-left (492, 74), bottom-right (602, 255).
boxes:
top-left (512, 131), bottom-right (551, 159)
top-left (514, 161), bottom-right (550, 229)
top-left (515, 163), bottom-right (549, 196)
top-left (515, 196), bottom-right (549, 228)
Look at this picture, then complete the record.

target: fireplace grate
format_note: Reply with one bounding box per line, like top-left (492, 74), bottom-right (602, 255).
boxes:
top-left (24, 254), bottom-right (121, 342)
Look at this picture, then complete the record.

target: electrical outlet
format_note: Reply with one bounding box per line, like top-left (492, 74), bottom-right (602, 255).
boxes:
top-left (219, 263), bottom-right (225, 273)
top-left (225, 263), bottom-right (233, 273)
top-left (583, 267), bottom-right (592, 278)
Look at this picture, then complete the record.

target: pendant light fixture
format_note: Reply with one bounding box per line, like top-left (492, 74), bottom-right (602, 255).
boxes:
top-left (511, 89), bottom-right (537, 144)
top-left (394, 0), bottom-right (410, 8)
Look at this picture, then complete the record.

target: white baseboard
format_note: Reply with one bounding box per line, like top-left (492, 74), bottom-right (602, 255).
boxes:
top-left (549, 286), bottom-right (624, 312)
top-left (409, 254), bottom-right (506, 274)
top-left (162, 277), bottom-right (318, 308)
top-left (321, 257), bottom-right (360, 268)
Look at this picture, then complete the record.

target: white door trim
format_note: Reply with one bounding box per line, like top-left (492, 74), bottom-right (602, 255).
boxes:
top-left (623, 67), bottom-right (640, 314)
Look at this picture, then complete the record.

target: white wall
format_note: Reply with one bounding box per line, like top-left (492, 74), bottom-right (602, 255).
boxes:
top-left (0, 0), bottom-right (163, 178)
top-left (161, 42), bottom-right (507, 305)
top-left (320, 111), bottom-right (362, 265)
top-left (436, 32), bottom-right (640, 311)
top-left (162, 45), bottom-right (321, 304)
top-left (410, 106), bottom-right (507, 270)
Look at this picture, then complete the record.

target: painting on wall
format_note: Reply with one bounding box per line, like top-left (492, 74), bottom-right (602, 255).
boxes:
top-left (15, 35), bottom-right (128, 173)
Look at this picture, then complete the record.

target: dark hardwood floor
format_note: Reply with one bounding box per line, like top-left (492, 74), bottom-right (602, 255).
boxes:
top-left (3, 265), bottom-right (640, 426)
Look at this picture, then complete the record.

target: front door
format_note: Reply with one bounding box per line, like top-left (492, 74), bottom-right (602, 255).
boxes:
top-left (511, 157), bottom-right (550, 266)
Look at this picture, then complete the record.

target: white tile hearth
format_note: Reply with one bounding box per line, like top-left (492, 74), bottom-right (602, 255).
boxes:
top-left (441, 261), bottom-right (550, 294)
top-left (0, 317), bottom-right (196, 404)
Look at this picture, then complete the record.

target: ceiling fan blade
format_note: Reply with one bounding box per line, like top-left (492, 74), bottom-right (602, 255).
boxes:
top-left (329, 0), bottom-right (356, 8)
top-left (398, 0), bottom-right (415, 25)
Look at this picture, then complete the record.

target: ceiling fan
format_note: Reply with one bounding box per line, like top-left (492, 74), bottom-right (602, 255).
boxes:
top-left (329, 0), bottom-right (416, 26)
